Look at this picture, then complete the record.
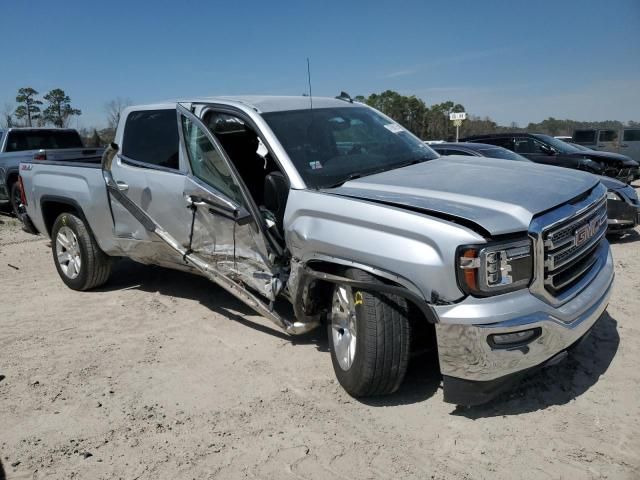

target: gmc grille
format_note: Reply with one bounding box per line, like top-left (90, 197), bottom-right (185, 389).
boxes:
top-left (542, 197), bottom-right (607, 295)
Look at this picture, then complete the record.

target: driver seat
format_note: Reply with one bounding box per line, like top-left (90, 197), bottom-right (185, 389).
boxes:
top-left (263, 171), bottom-right (289, 231)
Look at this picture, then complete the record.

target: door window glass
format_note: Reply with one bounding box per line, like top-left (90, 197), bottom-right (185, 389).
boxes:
top-left (514, 138), bottom-right (545, 154)
top-left (623, 129), bottom-right (640, 142)
top-left (122, 110), bottom-right (179, 169)
top-left (598, 130), bottom-right (618, 143)
top-left (181, 115), bottom-right (245, 206)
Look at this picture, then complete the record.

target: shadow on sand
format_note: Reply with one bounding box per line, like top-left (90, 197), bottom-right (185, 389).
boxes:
top-left (607, 228), bottom-right (640, 244)
top-left (95, 259), bottom-right (329, 352)
top-left (452, 312), bottom-right (619, 418)
top-left (95, 260), bottom-right (618, 413)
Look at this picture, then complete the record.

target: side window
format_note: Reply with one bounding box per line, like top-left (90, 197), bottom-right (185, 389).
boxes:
top-left (598, 130), bottom-right (618, 143)
top-left (181, 115), bottom-right (245, 206)
top-left (623, 129), bottom-right (640, 142)
top-left (573, 130), bottom-right (596, 144)
top-left (514, 138), bottom-right (544, 154)
top-left (122, 110), bottom-right (179, 169)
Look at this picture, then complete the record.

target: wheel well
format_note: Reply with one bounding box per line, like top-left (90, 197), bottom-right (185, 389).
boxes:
top-left (41, 201), bottom-right (81, 236)
top-left (304, 260), bottom-right (437, 353)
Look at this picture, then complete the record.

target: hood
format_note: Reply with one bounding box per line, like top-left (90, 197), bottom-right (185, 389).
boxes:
top-left (329, 156), bottom-right (599, 235)
top-left (569, 150), bottom-right (638, 166)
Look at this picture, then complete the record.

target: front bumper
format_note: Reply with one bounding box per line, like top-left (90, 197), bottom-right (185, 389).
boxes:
top-left (607, 197), bottom-right (640, 231)
top-left (433, 244), bottom-right (614, 405)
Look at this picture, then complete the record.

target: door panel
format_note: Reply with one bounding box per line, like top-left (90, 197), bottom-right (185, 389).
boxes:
top-left (177, 105), bottom-right (276, 299)
top-left (109, 157), bottom-right (190, 267)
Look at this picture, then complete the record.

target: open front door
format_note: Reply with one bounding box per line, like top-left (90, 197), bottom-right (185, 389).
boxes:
top-left (177, 104), bottom-right (279, 300)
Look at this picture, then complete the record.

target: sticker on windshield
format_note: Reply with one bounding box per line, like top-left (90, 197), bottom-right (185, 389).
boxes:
top-left (384, 123), bottom-right (404, 134)
top-left (309, 161), bottom-right (323, 170)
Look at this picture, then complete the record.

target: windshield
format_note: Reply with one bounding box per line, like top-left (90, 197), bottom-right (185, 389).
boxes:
top-left (477, 147), bottom-right (530, 162)
top-left (532, 134), bottom-right (583, 154)
top-left (571, 143), bottom-right (594, 152)
top-left (262, 107), bottom-right (438, 188)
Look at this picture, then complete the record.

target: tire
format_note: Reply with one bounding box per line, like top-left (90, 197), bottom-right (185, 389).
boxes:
top-left (328, 268), bottom-right (411, 397)
top-left (51, 213), bottom-right (112, 291)
top-left (9, 181), bottom-right (23, 217)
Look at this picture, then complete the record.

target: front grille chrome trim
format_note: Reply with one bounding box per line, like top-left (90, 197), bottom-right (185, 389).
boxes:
top-left (529, 183), bottom-right (608, 307)
top-left (544, 210), bottom-right (607, 271)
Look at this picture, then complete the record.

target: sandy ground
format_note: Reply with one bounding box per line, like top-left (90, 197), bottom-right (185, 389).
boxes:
top-left (1, 193), bottom-right (639, 480)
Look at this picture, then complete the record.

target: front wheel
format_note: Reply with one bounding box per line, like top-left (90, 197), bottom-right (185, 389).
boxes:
top-left (328, 268), bottom-right (411, 397)
top-left (51, 213), bottom-right (112, 291)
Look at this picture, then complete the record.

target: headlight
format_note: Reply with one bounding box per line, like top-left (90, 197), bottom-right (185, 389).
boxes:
top-left (457, 239), bottom-right (533, 296)
top-left (606, 191), bottom-right (622, 201)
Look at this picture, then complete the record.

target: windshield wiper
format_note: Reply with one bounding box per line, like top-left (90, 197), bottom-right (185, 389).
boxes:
top-left (325, 172), bottom-right (367, 188)
top-left (392, 156), bottom-right (432, 170)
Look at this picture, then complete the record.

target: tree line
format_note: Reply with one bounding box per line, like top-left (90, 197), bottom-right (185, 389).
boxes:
top-left (3, 86), bottom-right (637, 148)
top-left (352, 90), bottom-right (638, 140)
top-left (2, 87), bottom-right (132, 147)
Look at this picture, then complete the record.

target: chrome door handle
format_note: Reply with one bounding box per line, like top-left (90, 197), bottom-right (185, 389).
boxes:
top-left (116, 181), bottom-right (129, 192)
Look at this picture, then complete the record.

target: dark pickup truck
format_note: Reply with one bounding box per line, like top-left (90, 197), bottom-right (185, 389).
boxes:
top-left (0, 128), bottom-right (103, 215)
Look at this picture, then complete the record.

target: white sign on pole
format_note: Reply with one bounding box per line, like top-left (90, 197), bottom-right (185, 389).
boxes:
top-left (449, 112), bottom-right (467, 121)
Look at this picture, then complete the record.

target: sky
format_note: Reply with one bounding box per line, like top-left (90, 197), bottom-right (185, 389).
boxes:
top-left (1, 0), bottom-right (639, 129)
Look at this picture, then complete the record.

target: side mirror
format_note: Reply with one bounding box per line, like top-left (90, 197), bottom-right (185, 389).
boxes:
top-left (101, 143), bottom-right (120, 171)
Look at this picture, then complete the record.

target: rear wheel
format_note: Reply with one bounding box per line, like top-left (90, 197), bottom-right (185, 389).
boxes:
top-left (51, 213), bottom-right (112, 291)
top-left (328, 268), bottom-right (411, 397)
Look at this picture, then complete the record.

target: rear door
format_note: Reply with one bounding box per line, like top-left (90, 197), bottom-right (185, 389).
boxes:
top-left (621, 128), bottom-right (640, 162)
top-left (107, 108), bottom-right (188, 267)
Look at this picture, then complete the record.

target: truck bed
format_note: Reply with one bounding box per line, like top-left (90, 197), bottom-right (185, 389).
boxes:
top-left (20, 161), bottom-right (119, 254)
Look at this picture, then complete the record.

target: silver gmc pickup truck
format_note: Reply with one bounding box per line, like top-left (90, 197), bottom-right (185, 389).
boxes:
top-left (20, 96), bottom-right (614, 405)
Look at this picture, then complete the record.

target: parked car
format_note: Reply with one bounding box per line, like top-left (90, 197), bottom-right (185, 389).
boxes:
top-left (0, 128), bottom-right (103, 216)
top-left (431, 142), bottom-right (640, 234)
top-left (462, 132), bottom-right (639, 183)
top-left (20, 96), bottom-right (614, 406)
top-left (573, 128), bottom-right (640, 166)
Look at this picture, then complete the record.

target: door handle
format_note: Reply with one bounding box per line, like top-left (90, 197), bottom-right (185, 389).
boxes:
top-left (116, 181), bottom-right (129, 192)
top-left (620, 144), bottom-right (628, 148)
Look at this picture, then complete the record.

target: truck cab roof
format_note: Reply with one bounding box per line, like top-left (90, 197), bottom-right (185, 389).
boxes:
top-left (125, 95), bottom-right (360, 115)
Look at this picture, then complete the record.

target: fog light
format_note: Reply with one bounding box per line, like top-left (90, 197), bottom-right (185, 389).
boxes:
top-left (488, 328), bottom-right (541, 348)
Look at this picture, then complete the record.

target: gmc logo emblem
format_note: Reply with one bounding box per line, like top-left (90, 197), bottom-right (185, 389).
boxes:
top-left (574, 218), bottom-right (599, 246)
